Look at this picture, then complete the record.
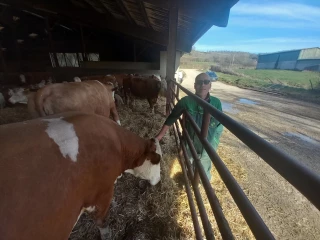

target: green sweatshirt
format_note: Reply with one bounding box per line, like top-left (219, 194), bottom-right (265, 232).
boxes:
top-left (165, 94), bottom-right (223, 154)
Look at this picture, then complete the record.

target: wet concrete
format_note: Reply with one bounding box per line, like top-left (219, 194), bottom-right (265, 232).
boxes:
top-left (238, 98), bottom-right (258, 105)
top-left (221, 101), bottom-right (239, 114)
top-left (283, 132), bottom-right (320, 147)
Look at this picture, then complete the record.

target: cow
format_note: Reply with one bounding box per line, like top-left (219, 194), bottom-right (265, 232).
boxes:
top-left (0, 112), bottom-right (162, 240)
top-left (7, 88), bottom-right (31, 104)
top-left (123, 75), bottom-right (161, 113)
top-left (112, 73), bottom-right (128, 88)
top-left (76, 75), bottom-right (117, 87)
top-left (114, 93), bottom-right (124, 106)
top-left (30, 80), bottom-right (120, 125)
top-left (7, 75), bottom-right (55, 106)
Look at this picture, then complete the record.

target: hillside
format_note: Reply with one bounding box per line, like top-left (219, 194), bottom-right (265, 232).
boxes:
top-left (180, 50), bottom-right (320, 103)
top-left (180, 50), bottom-right (258, 69)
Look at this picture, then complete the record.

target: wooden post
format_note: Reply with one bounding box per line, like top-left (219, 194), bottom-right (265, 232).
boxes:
top-left (46, 18), bottom-right (59, 67)
top-left (11, 21), bottom-right (22, 71)
top-left (133, 42), bottom-right (136, 62)
top-left (0, 41), bottom-right (7, 83)
top-left (80, 25), bottom-right (88, 62)
top-left (165, 2), bottom-right (178, 116)
top-left (76, 52), bottom-right (81, 67)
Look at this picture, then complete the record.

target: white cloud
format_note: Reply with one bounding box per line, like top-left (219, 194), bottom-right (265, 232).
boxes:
top-left (232, 2), bottom-right (320, 22)
top-left (228, 1), bottom-right (320, 30)
top-left (240, 37), bottom-right (320, 44)
top-left (228, 16), bottom-right (320, 30)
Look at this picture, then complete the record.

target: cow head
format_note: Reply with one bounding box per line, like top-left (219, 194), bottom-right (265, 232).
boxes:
top-left (125, 138), bottom-right (162, 185)
top-left (8, 88), bottom-right (29, 104)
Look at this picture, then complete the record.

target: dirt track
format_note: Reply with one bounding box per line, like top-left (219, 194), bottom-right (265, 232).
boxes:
top-left (181, 69), bottom-right (320, 240)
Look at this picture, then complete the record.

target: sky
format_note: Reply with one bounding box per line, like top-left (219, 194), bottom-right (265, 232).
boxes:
top-left (194, 0), bottom-right (320, 54)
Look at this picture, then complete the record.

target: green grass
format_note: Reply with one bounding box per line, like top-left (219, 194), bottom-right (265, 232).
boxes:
top-left (217, 69), bottom-right (320, 103)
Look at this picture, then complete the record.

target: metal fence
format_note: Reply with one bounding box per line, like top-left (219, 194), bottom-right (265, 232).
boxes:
top-left (166, 80), bottom-right (320, 240)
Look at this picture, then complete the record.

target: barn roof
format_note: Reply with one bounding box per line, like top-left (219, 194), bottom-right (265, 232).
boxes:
top-left (0, 0), bottom-right (238, 53)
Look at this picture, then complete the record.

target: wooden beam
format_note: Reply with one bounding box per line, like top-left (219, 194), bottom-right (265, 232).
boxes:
top-left (136, 0), bottom-right (152, 29)
top-left (166, 3), bottom-right (178, 81)
top-left (165, 2), bottom-right (178, 115)
top-left (0, 0), bottom-right (192, 52)
top-left (116, 0), bottom-right (135, 24)
top-left (142, 0), bottom-right (238, 26)
top-left (97, 0), bottom-right (113, 15)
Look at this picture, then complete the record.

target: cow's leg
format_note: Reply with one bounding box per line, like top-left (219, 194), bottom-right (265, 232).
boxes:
top-left (93, 189), bottom-right (114, 240)
top-left (124, 89), bottom-right (129, 105)
top-left (147, 98), bottom-right (156, 114)
top-left (110, 105), bottom-right (121, 125)
top-left (129, 97), bottom-right (135, 109)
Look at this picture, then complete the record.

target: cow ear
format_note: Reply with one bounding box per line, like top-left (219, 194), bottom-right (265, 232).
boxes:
top-left (148, 152), bottom-right (161, 164)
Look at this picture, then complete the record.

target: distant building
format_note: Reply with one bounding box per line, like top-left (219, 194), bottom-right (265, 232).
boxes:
top-left (256, 47), bottom-right (320, 71)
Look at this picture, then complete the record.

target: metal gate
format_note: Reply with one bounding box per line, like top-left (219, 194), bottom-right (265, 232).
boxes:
top-left (166, 80), bottom-right (320, 240)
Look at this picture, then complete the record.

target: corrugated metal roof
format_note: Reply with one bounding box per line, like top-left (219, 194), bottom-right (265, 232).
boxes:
top-left (299, 48), bottom-right (320, 60)
top-left (259, 47), bottom-right (319, 57)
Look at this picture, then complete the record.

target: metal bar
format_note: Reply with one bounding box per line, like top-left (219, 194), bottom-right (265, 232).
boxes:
top-left (176, 84), bottom-right (180, 101)
top-left (193, 111), bottom-right (211, 185)
top-left (166, 81), bottom-right (173, 116)
top-left (171, 87), bottom-right (179, 101)
top-left (184, 111), bottom-right (274, 240)
top-left (175, 122), bottom-right (215, 240)
top-left (174, 81), bottom-right (320, 211)
top-left (172, 124), bottom-right (203, 240)
top-left (181, 119), bottom-right (234, 240)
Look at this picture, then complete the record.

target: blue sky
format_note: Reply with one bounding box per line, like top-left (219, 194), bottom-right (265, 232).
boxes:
top-left (194, 0), bottom-right (320, 53)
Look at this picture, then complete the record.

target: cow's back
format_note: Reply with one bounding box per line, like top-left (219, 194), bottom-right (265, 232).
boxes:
top-left (0, 118), bottom-right (82, 240)
top-left (124, 76), bottom-right (161, 99)
top-left (34, 81), bottom-right (113, 117)
top-left (0, 113), bottom-right (123, 240)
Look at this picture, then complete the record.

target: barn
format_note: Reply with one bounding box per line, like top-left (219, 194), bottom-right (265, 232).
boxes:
top-left (0, 0), bottom-right (238, 85)
top-left (0, 0), bottom-right (241, 239)
top-left (256, 47), bottom-right (320, 71)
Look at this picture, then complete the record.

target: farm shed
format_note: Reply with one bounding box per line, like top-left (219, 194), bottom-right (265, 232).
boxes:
top-left (256, 47), bottom-right (320, 72)
top-left (0, 0), bottom-right (238, 84)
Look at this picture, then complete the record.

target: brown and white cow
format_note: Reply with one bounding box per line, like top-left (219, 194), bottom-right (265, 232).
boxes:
top-left (75, 75), bottom-right (117, 87)
top-left (123, 75), bottom-right (161, 113)
top-left (30, 80), bottom-right (120, 125)
top-left (0, 112), bottom-right (162, 240)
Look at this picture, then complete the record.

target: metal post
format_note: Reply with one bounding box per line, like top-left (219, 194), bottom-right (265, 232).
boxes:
top-left (194, 111), bottom-right (211, 185)
top-left (175, 122), bottom-right (215, 240)
top-left (176, 83), bottom-right (180, 101)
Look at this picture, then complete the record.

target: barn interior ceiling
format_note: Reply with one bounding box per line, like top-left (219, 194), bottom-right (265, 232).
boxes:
top-left (0, 0), bottom-right (238, 53)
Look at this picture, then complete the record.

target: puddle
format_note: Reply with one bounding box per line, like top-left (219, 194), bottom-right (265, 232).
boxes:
top-left (238, 98), bottom-right (258, 105)
top-left (222, 102), bottom-right (239, 114)
top-left (283, 132), bottom-right (320, 146)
